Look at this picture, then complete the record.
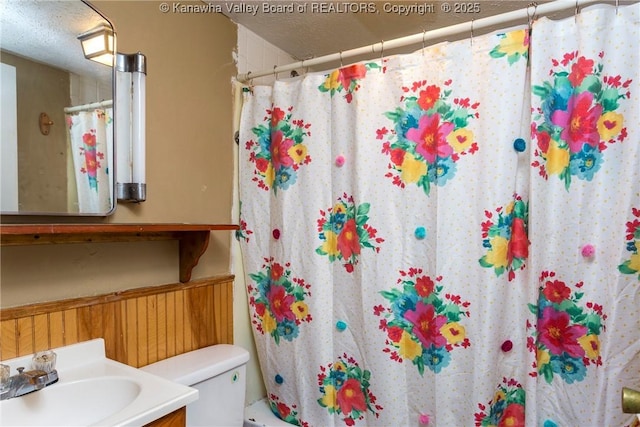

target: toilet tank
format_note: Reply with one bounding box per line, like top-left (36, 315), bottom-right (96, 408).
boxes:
top-left (141, 344), bottom-right (250, 427)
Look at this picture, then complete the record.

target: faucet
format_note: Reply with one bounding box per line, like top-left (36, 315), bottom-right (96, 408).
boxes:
top-left (0, 365), bottom-right (59, 400)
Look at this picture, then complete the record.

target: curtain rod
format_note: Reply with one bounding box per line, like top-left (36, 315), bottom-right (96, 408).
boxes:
top-left (64, 99), bottom-right (113, 113)
top-left (237, 0), bottom-right (614, 82)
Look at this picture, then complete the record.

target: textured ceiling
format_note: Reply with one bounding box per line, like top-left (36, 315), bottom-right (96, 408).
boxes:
top-left (1, 0), bottom-right (112, 83)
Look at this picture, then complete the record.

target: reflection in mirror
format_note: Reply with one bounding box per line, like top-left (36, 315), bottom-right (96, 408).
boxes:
top-left (0, 0), bottom-right (115, 216)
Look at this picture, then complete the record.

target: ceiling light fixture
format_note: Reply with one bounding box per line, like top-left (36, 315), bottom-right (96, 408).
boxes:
top-left (77, 24), bottom-right (114, 66)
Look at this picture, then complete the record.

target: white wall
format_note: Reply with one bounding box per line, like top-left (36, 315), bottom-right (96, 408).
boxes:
top-left (0, 63), bottom-right (19, 212)
top-left (232, 25), bottom-right (297, 406)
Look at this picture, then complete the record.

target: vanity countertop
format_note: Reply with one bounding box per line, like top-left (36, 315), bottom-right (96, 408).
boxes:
top-left (0, 339), bottom-right (198, 426)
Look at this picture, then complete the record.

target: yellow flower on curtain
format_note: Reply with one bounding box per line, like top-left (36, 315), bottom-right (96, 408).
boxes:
top-left (489, 29), bottom-right (530, 65)
top-left (263, 312), bottom-right (277, 333)
top-left (263, 163), bottom-right (275, 187)
top-left (545, 140), bottom-right (570, 175)
top-left (498, 30), bottom-right (529, 57)
top-left (321, 230), bottom-right (340, 257)
top-left (485, 236), bottom-right (509, 269)
top-left (446, 128), bottom-right (474, 153)
top-left (291, 301), bottom-right (309, 320)
top-left (400, 153), bottom-right (427, 183)
top-left (629, 248), bottom-right (640, 272)
top-left (323, 70), bottom-right (341, 92)
top-left (537, 348), bottom-right (550, 368)
top-left (398, 331), bottom-right (423, 360)
top-left (578, 334), bottom-right (601, 359)
top-left (320, 384), bottom-right (338, 410)
top-left (440, 322), bottom-right (466, 345)
top-left (597, 111), bottom-right (623, 141)
top-left (288, 143), bottom-right (308, 163)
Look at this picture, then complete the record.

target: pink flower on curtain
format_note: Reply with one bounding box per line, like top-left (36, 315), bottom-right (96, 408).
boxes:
top-left (538, 307), bottom-right (588, 358)
top-left (527, 271), bottom-right (606, 384)
top-left (379, 79), bottom-right (479, 195)
top-left (531, 51), bottom-right (632, 189)
top-left (375, 270), bottom-right (471, 375)
top-left (404, 301), bottom-right (448, 349)
top-left (406, 114), bottom-right (454, 164)
top-left (246, 105), bottom-right (312, 194)
top-left (247, 258), bottom-right (313, 345)
top-left (551, 91), bottom-right (602, 153)
top-left (270, 130), bottom-right (295, 170)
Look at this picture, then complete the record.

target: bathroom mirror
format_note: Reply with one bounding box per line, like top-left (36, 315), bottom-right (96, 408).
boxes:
top-left (0, 0), bottom-right (116, 216)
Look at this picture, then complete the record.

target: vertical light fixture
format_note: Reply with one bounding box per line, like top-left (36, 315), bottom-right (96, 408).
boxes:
top-left (116, 52), bottom-right (147, 202)
top-left (77, 24), bottom-right (114, 66)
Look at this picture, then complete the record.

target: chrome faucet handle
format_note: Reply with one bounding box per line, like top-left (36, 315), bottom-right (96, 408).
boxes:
top-left (26, 370), bottom-right (49, 390)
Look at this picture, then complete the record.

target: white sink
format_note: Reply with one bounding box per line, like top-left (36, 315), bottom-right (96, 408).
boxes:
top-left (1, 377), bottom-right (141, 426)
top-left (0, 339), bottom-right (198, 426)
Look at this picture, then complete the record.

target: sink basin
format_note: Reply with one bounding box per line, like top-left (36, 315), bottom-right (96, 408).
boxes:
top-left (1, 377), bottom-right (141, 426)
top-left (0, 339), bottom-right (198, 426)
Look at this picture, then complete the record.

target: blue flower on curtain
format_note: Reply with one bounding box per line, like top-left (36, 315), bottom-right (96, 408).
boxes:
top-left (531, 51), bottom-right (632, 189)
top-left (246, 105), bottom-right (312, 194)
top-left (378, 79), bottom-right (479, 195)
top-left (247, 258), bottom-right (313, 344)
top-left (374, 269), bottom-right (471, 375)
top-left (527, 271), bottom-right (606, 384)
top-left (618, 207), bottom-right (640, 280)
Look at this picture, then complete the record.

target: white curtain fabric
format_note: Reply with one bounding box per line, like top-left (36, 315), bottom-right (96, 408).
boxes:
top-left (238, 4), bottom-right (639, 426)
top-left (66, 107), bottom-right (113, 213)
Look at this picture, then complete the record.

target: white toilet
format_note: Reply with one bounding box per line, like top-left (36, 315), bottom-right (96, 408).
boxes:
top-left (244, 397), bottom-right (295, 426)
top-left (141, 344), bottom-right (250, 427)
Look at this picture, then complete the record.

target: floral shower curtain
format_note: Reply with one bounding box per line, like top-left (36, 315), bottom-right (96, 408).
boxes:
top-left (238, 4), bottom-right (639, 426)
top-left (66, 107), bottom-right (113, 213)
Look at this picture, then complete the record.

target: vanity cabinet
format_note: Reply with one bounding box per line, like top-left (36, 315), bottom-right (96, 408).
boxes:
top-left (145, 407), bottom-right (186, 427)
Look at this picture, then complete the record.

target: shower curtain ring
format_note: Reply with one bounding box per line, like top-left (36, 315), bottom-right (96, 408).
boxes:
top-left (527, 2), bottom-right (538, 32)
top-left (422, 29), bottom-right (427, 54)
top-left (470, 19), bottom-right (474, 45)
top-left (380, 40), bottom-right (384, 62)
top-left (575, 0), bottom-right (580, 22)
top-left (339, 51), bottom-right (343, 67)
top-left (616, 0), bottom-right (619, 14)
top-left (273, 65), bottom-right (278, 81)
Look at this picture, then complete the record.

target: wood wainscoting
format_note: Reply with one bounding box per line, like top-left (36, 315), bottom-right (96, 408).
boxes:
top-left (0, 275), bottom-right (234, 367)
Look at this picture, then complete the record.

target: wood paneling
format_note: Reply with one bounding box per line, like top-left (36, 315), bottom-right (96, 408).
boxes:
top-left (0, 275), bottom-right (234, 367)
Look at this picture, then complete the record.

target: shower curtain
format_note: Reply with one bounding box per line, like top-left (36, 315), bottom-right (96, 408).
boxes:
top-left (238, 4), bottom-right (639, 426)
top-left (66, 107), bottom-right (113, 213)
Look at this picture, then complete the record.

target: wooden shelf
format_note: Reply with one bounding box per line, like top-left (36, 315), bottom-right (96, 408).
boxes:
top-left (0, 224), bottom-right (239, 283)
